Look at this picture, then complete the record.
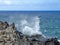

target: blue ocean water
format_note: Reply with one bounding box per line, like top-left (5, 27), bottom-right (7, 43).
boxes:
top-left (0, 11), bottom-right (60, 40)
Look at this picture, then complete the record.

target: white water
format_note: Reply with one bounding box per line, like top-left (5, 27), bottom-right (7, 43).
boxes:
top-left (19, 16), bottom-right (42, 36)
top-left (58, 40), bottom-right (60, 42)
top-left (9, 15), bottom-right (45, 36)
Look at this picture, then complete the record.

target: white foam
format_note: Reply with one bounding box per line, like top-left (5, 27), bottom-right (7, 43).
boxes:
top-left (20, 16), bottom-right (42, 36)
top-left (9, 15), bottom-right (45, 36)
top-left (58, 40), bottom-right (60, 42)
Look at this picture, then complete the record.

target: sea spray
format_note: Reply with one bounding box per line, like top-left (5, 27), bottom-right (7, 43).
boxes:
top-left (9, 15), bottom-right (46, 37)
top-left (17, 16), bottom-right (45, 36)
top-left (20, 16), bottom-right (42, 36)
top-left (58, 40), bottom-right (60, 42)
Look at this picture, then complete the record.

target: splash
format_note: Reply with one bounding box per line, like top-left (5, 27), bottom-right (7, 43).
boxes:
top-left (58, 40), bottom-right (60, 42)
top-left (19, 16), bottom-right (42, 36)
top-left (9, 15), bottom-right (43, 36)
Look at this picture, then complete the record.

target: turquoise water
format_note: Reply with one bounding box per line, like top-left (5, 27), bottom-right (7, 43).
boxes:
top-left (40, 15), bottom-right (60, 39)
top-left (0, 11), bottom-right (60, 39)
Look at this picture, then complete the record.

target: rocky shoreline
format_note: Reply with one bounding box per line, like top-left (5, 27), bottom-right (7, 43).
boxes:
top-left (0, 21), bottom-right (60, 45)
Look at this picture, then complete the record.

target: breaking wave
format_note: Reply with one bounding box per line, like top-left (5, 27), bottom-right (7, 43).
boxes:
top-left (58, 40), bottom-right (60, 42)
top-left (9, 15), bottom-right (44, 36)
top-left (19, 16), bottom-right (42, 36)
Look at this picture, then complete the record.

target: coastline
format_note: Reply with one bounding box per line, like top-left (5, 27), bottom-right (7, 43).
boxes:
top-left (0, 21), bottom-right (60, 45)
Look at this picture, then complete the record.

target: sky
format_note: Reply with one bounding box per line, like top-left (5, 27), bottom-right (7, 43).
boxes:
top-left (0, 0), bottom-right (60, 11)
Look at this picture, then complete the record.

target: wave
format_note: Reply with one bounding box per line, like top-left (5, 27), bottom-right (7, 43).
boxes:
top-left (8, 15), bottom-right (45, 36)
top-left (0, 14), bottom-right (46, 38)
top-left (58, 40), bottom-right (60, 42)
top-left (17, 15), bottom-right (42, 36)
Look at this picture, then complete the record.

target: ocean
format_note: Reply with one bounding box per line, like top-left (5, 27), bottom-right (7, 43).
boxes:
top-left (0, 11), bottom-right (60, 40)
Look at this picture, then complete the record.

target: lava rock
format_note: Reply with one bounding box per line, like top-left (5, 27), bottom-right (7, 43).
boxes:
top-left (0, 21), bottom-right (60, 45)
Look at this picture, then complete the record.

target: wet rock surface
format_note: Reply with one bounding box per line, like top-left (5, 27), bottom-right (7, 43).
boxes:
top-left (0, 21), bottom-right (60, 45)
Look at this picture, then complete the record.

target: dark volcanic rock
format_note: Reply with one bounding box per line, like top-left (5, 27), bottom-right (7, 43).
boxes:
top-left (0, 21), bottom-right (9, 30)
top-left (0, 21), bottom-right (19, 45)
top-left (0, 21), bottom-right (60, 45)
top-left (45, 38), bottom-right (60, 45)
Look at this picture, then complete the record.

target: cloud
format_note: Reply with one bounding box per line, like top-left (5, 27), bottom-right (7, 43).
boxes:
top-left (0, 0), bottom-right (60, 10)
top-left (0, 0), bottom-right (12, 5)
top-left (0, 0), bottom-right (59, 5)
top-left (3, 0), bottom-right (12, 5)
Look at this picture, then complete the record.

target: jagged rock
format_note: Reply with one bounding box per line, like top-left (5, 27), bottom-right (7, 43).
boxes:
top-left (0, 21), bottom-right (9, 30)
top-left (0, 21), bottom-right (19, 45)
top-left (0, 21), bottom-right (60, 45)
top-left (45, 38), bottom-right (60, 45)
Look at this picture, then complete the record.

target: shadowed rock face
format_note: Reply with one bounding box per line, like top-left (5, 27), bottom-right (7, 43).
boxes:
top-left (0, 21), bottom-right (9, 30)
top-left (0, 21), bottom-right (19, 45)
top-left (0, 21), bottom-right (60, 45)
top-left (45, 38), bottom-right (60, 45)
